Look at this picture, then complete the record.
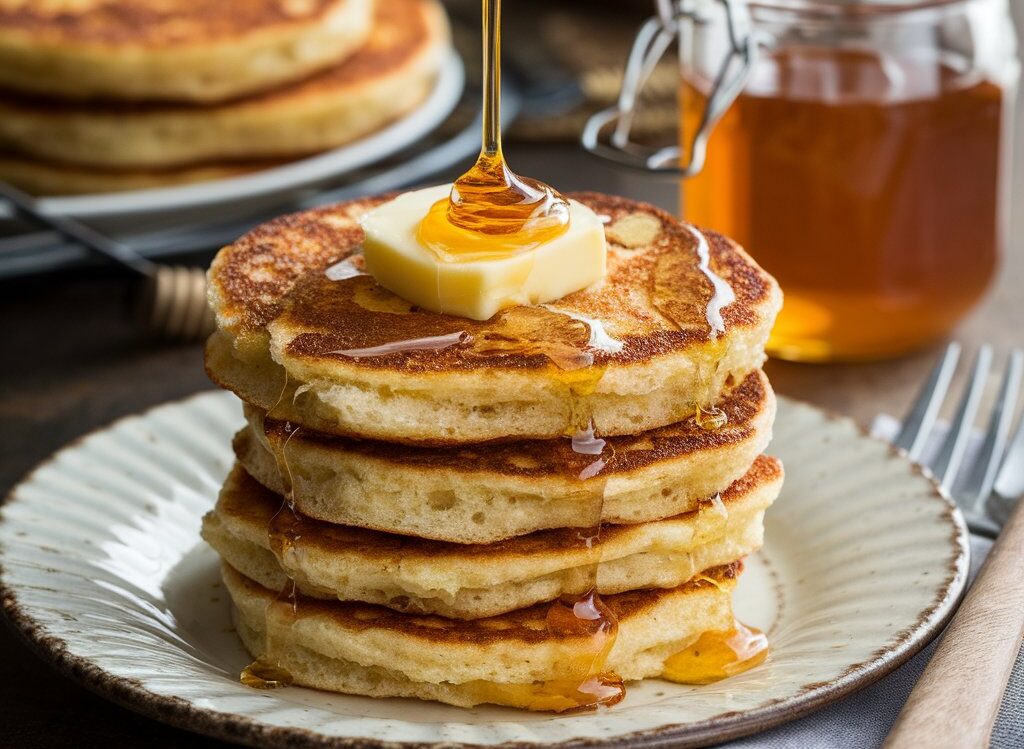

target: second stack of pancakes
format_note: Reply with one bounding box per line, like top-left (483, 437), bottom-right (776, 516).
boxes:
top-left (202, 192), bottom-right (784, 709)
top-left (0, 0), bottom-right (448, 194)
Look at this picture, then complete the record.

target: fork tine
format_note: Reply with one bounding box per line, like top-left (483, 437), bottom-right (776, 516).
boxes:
top-left (962, 349), bottom-right (1024, 515)
top-left (993, 371), bottom-right (1024, 500)
top-left (930, 346), bottom-right (992, 491)
top-left (895, 342), bottom-right (961, 461)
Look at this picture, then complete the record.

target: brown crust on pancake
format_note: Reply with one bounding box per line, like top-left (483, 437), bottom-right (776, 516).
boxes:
top-left (223, 560), bottom-right (741, 644)
top-left (252, 370), bottom-right (771, 477)
top-left (0, 0), bottom-right (346, 47)
top-left (210, 196), bottom-right (383, 331)
top-left (209, 192), bottom-right (777, 373)
top-left (216, 456), bottom-right (780, 559)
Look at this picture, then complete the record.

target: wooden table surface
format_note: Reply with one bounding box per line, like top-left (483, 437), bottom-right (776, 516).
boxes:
top-left (2, 132), bottom-right (1021, 747)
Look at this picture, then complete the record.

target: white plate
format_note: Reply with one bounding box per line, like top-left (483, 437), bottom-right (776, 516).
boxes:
top-left (0, 392), bottom-right (968, 748)
top-left (2, 52), bottom-right (464, 224)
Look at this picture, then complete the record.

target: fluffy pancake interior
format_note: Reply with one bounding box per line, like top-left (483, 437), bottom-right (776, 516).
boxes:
top-left (223, 562), bottom-right (738, 707)
top-left (233, 369), bottom-right (776, 543)
top-left (203, 457), bottom-right (779, 618)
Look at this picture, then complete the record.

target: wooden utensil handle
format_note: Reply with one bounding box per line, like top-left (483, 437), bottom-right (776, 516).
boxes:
top-left (884, 499), bottom-right (1024, 749)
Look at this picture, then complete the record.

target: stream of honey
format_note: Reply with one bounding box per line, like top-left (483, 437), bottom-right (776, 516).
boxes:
top-left (681, 48), bottom-right (1005, 361)
top-left (416, 0), bottom-right (569, 261)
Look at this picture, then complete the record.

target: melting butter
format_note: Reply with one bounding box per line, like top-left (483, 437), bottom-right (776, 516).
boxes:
top-left (360, 184), bottom-right (607, 321)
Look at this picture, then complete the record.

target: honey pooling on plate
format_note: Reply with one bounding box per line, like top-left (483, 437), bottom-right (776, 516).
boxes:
top-left (416, 0), bottom-right (569, 262)
top-left (662, 621), bottom-right (768, 685)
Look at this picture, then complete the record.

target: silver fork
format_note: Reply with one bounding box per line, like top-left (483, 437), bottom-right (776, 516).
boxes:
top-left (893, 342), bottom-right (1024, 537)
top-left (884, 342), bottom-right (1024, 749)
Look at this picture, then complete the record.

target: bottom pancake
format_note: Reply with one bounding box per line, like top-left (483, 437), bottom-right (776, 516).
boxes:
top-left (203, 456), bottom-right (780, 618)
top-left (223, 562), bottom-right (739, 710)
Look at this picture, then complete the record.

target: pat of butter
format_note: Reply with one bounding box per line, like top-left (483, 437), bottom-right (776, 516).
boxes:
top-left (360, 184), bottom-right (607, 321)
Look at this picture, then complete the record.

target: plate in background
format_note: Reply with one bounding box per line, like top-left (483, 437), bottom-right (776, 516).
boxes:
top-left (0, 52), bottom-right (464, 226)
top-left (0, 391), bottom-right (968, 748)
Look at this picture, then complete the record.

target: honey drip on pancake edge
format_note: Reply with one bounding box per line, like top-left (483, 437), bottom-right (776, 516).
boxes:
top-left (240, 372), bottom-right (302, 690)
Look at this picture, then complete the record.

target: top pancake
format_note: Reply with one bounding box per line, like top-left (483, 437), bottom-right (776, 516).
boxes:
top-left (0, 0), bottom-right (373, 101)
top-left (206, 192), bottom-right (782, 444)
top-left (224, 560), bottom-right (740, 692)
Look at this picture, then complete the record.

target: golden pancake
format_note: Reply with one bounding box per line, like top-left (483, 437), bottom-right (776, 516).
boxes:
top-left (202, 456), bottom-right (779, 618)
top-left (236, 370), bottom-right (775, 543)
top-left (0, 0), bottom-right (447, 173)
top-left (205, 193), bottom-right (782, 445)
top-left (223, 562), bottom-right (739, 709)
top-left (0, 152), bottom-right (269, 195)
top-left (0, 0), bottom-right (373, 102)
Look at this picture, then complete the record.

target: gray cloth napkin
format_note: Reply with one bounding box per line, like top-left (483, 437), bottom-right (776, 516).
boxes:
top-left (718, 418), bottom-right (1023, 748)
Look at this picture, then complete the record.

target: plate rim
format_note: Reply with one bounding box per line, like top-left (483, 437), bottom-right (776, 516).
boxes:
top-left (1, 51), bottom-right (464, 220)
top-left (0, 390), bottom-right (970, 749)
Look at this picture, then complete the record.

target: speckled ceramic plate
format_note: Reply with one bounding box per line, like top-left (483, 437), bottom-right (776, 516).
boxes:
top-left (0, 391), bottom-right (968, 748)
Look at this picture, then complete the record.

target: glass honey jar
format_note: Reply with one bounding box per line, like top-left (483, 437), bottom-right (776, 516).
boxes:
top-left (584, 0), bottom-right (1019, 362)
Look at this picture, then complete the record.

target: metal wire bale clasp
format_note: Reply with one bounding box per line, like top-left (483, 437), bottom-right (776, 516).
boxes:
top-left (581, 0), bottom-right (765, 178)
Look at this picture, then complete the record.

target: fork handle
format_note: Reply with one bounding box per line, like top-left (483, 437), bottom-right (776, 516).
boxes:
top-left (884, 498), bottom-right (1024, 749)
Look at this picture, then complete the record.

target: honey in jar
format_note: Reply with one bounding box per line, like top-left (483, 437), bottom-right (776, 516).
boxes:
top-left (681, 42), bottom-right (1011, 361)
top-left (587, 0), bottom-right (1020, 362)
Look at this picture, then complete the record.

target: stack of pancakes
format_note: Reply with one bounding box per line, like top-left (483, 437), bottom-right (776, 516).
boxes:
top-left (202, 192), bottom-right (784, 709)
top-left (0, 0), bottom-right (448, 194)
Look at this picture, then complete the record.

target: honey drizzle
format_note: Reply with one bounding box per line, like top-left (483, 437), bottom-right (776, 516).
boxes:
top-left (328, 331), bottom-right (472, 358)
top-left (571, 421), bottom-right (607, 481)
top-left (694, 403), bottom-right (728, 431)
top-left (540, 305), bottom-right (624, 354)
top-left (661, 620), bottom-right (768, 685)
top-left (530, 415), bottom-right (623, 711)
top-left (686, 226), bottom-right (735, 340)
top-left (416, 0), bottom-right (570, 262)
top-left (240, 371), bottom-right (304, 690)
